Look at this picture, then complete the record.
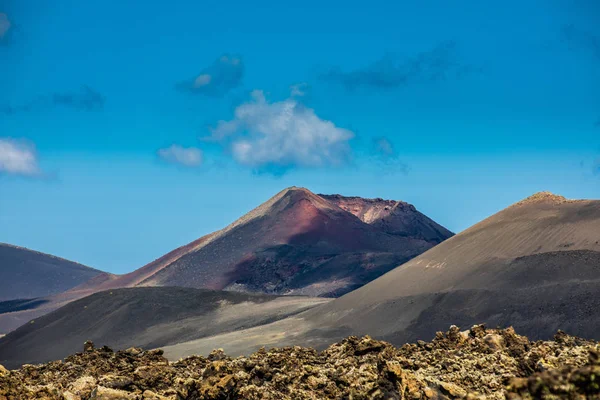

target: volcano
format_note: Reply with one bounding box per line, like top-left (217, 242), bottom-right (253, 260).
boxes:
top-left (122, 187), bottom-right (451, 297)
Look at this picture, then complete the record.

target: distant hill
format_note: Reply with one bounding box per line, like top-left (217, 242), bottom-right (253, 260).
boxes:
top-left (157, 192), bottom-right (600, 360)
top-left (0, 243), bottom-right (103, 301)
top-left (0, 287), bottom-right (328, 368)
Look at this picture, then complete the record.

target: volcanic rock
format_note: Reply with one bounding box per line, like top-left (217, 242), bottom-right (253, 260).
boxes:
top-left (0, 326), bottom-right (597, 399)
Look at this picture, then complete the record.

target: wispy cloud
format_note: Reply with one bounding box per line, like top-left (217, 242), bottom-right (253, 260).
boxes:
top-left (562, 24), bottom-right (600, 61)
top-left (0, 138), bottom-right (41, 177)
top-left (0, 12), bottom-right (10, 43)
top-left (371, 136), bottom-right (409, 174)
top-left (322, 41), bottom-right (479, 91)
top-left (52, 86), bottom-right (105, 111)
top-left (206, 89), bottom-right (354, 172)
top-left (290, 82), bottom-right (310, 97)
top-left (158, 144), bottom-right (203, 167)
top-left (0, 86), bottom-right (105, 115)
top-left (176, 54), bottom-right (244, 97)
top-left (373, 137), bottom-right (395, 157)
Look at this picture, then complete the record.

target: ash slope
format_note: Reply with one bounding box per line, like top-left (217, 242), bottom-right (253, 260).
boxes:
top-left (0, 243), bottom-right (103, 302)
top-left (162, 192), bottom-right (600, 359)
top-left (129, 187), bottom-right (452, 297)
top-left (0, 287), bottom-right (328, 368)
top-left (306, 191), bottom-right (600, 343)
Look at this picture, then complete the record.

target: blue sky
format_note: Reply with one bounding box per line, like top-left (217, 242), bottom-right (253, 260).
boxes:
top-left (0, 0), bottom-right (599, 273)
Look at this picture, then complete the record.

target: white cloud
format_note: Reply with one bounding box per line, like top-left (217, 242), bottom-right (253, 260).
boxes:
top-left (208, 90), bottom-right (354, 169)
top-left (158, 144), bottom-right (203, 167)
top-left (0, 138), bottom-right (41, 176)
top-left (0, 13), bottom-right (10, 40)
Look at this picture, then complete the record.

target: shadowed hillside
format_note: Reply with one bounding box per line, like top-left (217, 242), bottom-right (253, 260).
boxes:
top-left (0, 287), bottom-right (328, 368)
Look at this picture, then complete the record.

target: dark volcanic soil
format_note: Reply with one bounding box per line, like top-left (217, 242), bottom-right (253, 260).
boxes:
top-left (1, 325), bottom-right (598, 399)
top-left (0, 287), bottom-right (328, 369)
top-left (297, 194), bottom-right (600, 350)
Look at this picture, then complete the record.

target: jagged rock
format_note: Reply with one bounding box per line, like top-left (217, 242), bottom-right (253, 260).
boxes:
top-left (354, 335), bottom-right (386, 355)
top-left (84, 341), bottom-right (95, 353)
top-left (469, 324), bottom-right (486, 338)
top-left (68, 376), bottom-right (97, 398)
top-left (506, 351), bottom-right (600, 399)
top-left (124, 348), bottom-right (143, 356)
top-left (483, 334), bottom-right (504, 351)
top-left (206, 349), bottom-right (227, 361)
top-left (90, 386), bottom-right (139, 399)
top-left (99, 374), bottom-right (133, 390)
top-left (0, 327), bottom-right (597, 400)
top-left (437, 381), bottom-right (468, 398)
top-left (141, 390), bottom-right (174, 400)
top-left (62, 391), bottom-right (79, 400)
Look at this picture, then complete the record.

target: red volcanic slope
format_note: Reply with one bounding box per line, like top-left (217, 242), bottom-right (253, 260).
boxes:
top-left (128, 187), bottom-right (452, 296)
top-left (73, 233), bottom-right (218, 293)
top-left (69, 187), bottom-right (452, 298)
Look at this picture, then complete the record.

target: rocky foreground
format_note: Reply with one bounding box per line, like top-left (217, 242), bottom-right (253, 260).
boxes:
top-left (1, 326), bottom-right (599, 399)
